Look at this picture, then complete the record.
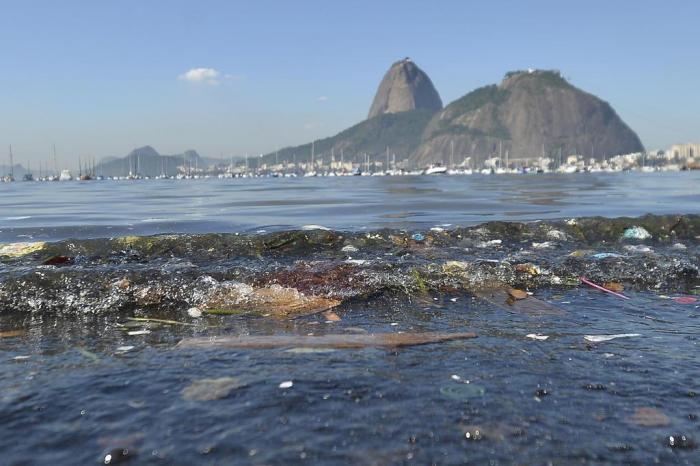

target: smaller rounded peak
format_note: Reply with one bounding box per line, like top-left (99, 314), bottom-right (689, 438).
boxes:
top-left (501, 69), bottom-right (569, 89)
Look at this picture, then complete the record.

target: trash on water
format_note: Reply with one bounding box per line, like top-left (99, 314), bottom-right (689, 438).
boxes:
top-left (668, 434), bottom-right (696, 449)
top-left (602, 282), bottom-right (624, 293)
top-left (0, 241), bottom-right (46, 257)
top-left (507, 288), bottom-right (528, 301)
top-left (673, 296), bottom-right (697, 305)
top-left (103, 447), bottom-right (134, 465)
top-left (181, 377), bottom-right (245, 401)
top-left (580, 276), bottom-right (630, 300)
top-left (42, 255), bottom-right (74, 266)
top-left (622, 226), bottom-right (652, 240)
top-left (115, 346), bottom-right (135, 352)
top-left (322, 310), bottom-right (341, 322)
top-left (590, 252), bottom-right (624, 260)
top-left (624, 244), bottom-right (653, 253)
top-left (411, 233), bottom-right (425, 242)
top-left (177, 332), bottom-right (478, 350)
top-left (284, 347), bottom-right (336, 354)
top-left (127, 330), bottom-right (151, 336)
top-left (13, 355), bottom-right (31, 360)
top-left (546, 229), bottom-right (567, 240)
top-left (526, 334), bottom-right (549, 341)
top-left (630, 407), bottom-right (670, 427)
top-left (584, 334), bottom-right (641, 343)
top-left (515, 263), bottom-right (541, 276)
top-left (440, 383), bottom-right (485, 399)
top-left (127, 317), bottom-right (195, 326)
top-left (532, 241), bottom-right (555, 249)
top-left (279, 380), bottom-right (293, 389)
top-left (187, 307), bottom-right (202, 318)
top-left (204, 283), bottom-right (341, 319)
top-left (476, 239), bottom-right (502, 248)
top-left (341, 245), bottom-right (358, 253)
top-left (0, 330), bottom-right (26, 338)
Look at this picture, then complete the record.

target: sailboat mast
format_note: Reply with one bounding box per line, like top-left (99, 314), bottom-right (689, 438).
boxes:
top-left (9, 145), bottom-right (14, 178)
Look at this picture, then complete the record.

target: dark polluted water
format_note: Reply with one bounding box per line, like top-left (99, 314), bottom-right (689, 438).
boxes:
top-left (1, 176), bottom-right (700, 464)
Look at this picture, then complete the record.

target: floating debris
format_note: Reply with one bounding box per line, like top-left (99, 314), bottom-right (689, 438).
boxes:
top-left (204, 283), bottom-right (340, 319)
top-left (341, 245), bottom-right (358, 253)
top-left (630, 407), bottom-right (670, 427)
top-left (526, 334), bottom-right (549, 341)
top-left (178, 332), bottom-right (477, 349)
top-left (0, 241), bottom-right (45, 257)
top-left (583, 334), bottom-right (641, 343)
top-left (507, 288), bottom-right (528, 300)
top-left (602, 282), bottom-right (624, 293)
top-left (42, 255), bottom-right (74, 266)
top-left (474, 287), bottom-right (564, 315)
top-left (279, 380), bottom-right (293, 389)
top-left (0, 330), bottom-right (26, 338)
top-left (590, 252), bottom-right (624, 260)
top-left (411, 233), bottom-right (425, 242)
top-left (187, 307), bottom-right (203, 318)
top-left (127, 317), bottom-right (195, 327)
top-left (127, 330), bottom-right (151, 336)
top-left (622, 226), bottom-right (652, 240)
top-left (580, 277), bottom-right (630, 300)
top-left (181, 377), bottom-right (245, 401)
top-left (322, 310), bottom-right (341, 322)
top-left (115, 346), bottom-right (135, 352)
top-left (673, 296), bottom-right (697, 305)
top-left (668, 434), bottom-right (696, 449)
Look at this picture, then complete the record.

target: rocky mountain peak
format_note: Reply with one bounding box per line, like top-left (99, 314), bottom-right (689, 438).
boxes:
top-left (367, 58), bottom-right (443, 119)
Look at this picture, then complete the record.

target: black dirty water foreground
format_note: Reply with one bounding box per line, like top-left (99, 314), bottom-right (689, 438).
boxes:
top-left (1, 214), bottom-right (700, 464)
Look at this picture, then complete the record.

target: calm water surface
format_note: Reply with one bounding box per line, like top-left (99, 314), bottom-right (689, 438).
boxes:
top-left (0, 172), bottom-right (698, 242)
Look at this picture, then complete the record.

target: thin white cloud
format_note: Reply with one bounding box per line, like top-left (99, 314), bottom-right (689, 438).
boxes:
top-left (317, 95), bottom-right (328, 102)
top-left (179, 68), bottom-right (220, 85)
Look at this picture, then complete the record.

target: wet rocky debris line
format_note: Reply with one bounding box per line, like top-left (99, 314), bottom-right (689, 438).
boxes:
top-left (0, 214), bottom-right (698, 316)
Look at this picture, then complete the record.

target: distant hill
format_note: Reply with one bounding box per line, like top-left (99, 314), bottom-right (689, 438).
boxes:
top-left (261, 109), bottom-right (436, 168)
top-left (264, 63), bottom-right (644, 170)
top-left (96, 146), bottom-right (205, 177)
top-left (410, 70), bottom-right (644, 166)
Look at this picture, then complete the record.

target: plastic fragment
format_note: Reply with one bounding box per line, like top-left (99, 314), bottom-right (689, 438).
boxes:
top-left (182, 377), bottom-right (244, 401)
top-left (341, 245), bottom-right (358, 253)
top-left (673, 296), bottom-right (697, 304)
top-left (0, 241), bottom-right (46, 257)
top-left (630, 407), bottom-right (670, 427)
top-left (0, 330), bottom-right (25, 338)
top-left (116, 346), bottom-right (135, 352)
top-left (526, 334), bottom-right (549, 341)
top-left (622, 226), bottom-right (651, 240)
top-left (187, 307), bottom-right (202, 318)
top-left (591, 252), bottom-right (624, 260)
top-left (411, 233), bottom-right (425, 242)
top-left (580, 276), bottom-right (630, 300)
top-left (279, 380), bottom-right (293, 389)
top-left (127, 330), bottom-right (151, 336)
top-left (584, 334), bottom-right (640, 343)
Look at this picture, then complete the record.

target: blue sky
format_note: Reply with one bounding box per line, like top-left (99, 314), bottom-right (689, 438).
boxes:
top-left (1, 0), bottom-right (698, 166)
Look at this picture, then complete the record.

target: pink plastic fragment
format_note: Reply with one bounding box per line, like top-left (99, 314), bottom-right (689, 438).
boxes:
top-left (673, 296), bottom-right (697, 304)
top-left (579, 276), bottom-right (630, 300)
